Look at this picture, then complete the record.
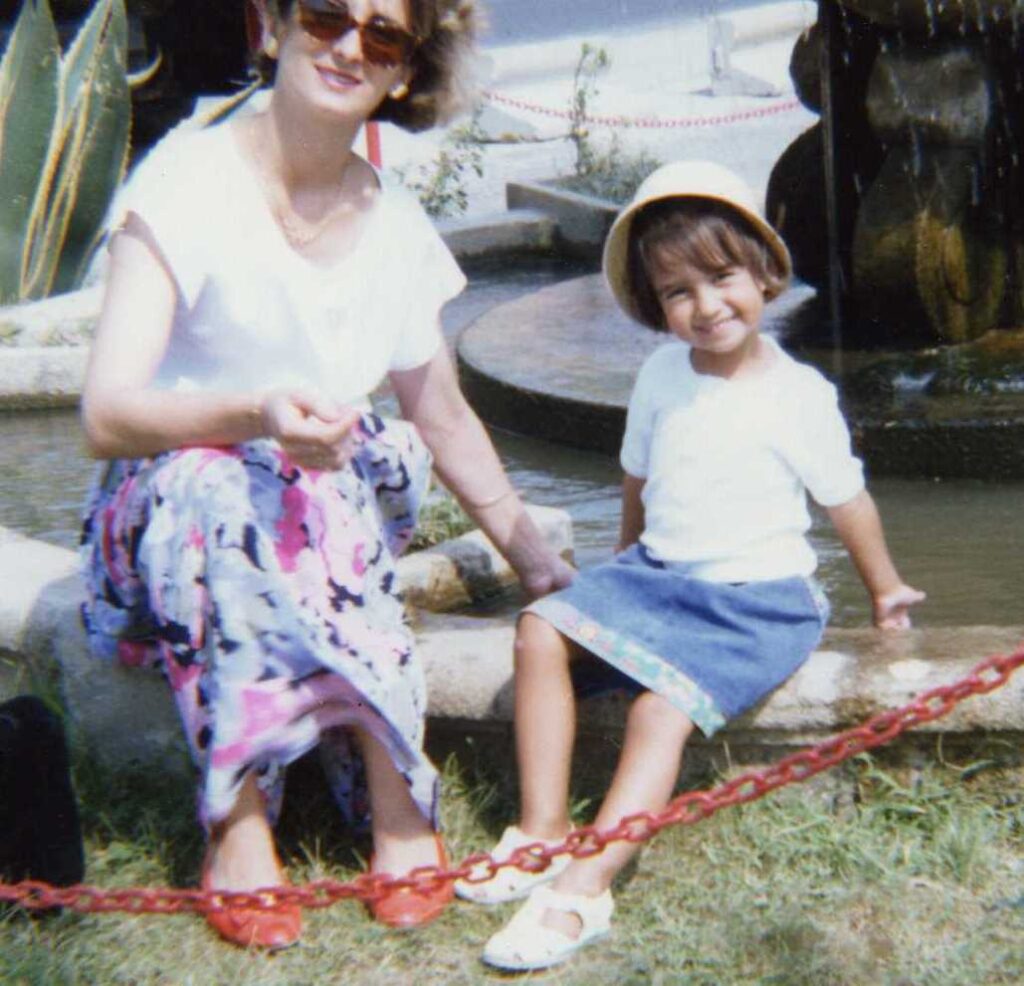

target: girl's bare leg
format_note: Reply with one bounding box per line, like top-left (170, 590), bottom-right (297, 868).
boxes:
top-left (355, 727), bottom-right (439, 874)
top-left (205, 773), bottom-right (284, 889)
top-left (546, 691), bottom-right (693, 934)
top-left (515, 613), bottom-right (580, 840)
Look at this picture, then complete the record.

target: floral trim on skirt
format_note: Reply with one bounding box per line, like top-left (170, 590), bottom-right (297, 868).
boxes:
top-left (80, 413), bottom-right (438, 831)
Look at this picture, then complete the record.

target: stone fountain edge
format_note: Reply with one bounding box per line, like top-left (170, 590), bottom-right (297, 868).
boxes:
top-left (1, 520), bottom-right (1020, 778)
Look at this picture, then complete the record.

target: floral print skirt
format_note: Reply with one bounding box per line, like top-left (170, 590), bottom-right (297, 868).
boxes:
top-left (80, 414), bottom-right (438, 831)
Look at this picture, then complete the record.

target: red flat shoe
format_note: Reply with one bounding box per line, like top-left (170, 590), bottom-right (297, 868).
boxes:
top-left (368, 833), bottom-right (454, 930)
top-left (201, 850), bottom-right (302, 950)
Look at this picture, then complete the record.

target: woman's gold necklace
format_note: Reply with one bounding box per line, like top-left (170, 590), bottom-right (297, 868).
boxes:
top-left (250, 126), bottom-right (355, 249)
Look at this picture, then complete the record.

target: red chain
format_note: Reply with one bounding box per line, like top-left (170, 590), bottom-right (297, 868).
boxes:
top-left (482, 90), bottom-right (801, 129)
top-left (2, 648), bottom-right (1021, 915)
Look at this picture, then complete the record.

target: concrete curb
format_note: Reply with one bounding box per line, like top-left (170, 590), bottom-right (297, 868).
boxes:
top-left (418, 612), bottom-right (1024, 743)
top-left (2, 520), bottom-right (1021, 776)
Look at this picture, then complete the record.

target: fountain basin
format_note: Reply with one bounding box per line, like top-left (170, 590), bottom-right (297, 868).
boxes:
top-left (457, 273), bottom-right (1024, 479)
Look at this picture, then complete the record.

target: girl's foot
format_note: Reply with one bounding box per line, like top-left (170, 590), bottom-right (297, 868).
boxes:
top-left (481, 884), bottom-right (615, 971)
top-left (455, 825), bottom-right (573, 904)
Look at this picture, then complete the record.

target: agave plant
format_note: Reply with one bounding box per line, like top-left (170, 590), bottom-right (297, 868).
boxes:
top-left (0, 0), bottom-right (135, 302)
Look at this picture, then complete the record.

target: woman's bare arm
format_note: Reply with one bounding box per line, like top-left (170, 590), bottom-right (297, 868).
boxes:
top-left (390, 346), bottom-right (574, 598)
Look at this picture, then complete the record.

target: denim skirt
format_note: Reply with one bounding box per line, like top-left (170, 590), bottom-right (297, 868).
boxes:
top-left (525, 544), bottom-right (829, 737)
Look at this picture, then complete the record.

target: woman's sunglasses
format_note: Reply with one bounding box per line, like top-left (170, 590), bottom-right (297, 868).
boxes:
top-left (297, 1), bottom-right (420, 68)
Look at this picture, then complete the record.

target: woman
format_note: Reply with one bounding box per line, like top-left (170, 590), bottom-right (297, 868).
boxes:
top-left (80, 0), bottom-right (571, 948)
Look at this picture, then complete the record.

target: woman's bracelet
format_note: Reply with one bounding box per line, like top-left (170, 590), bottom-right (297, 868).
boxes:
top-left (466, 487), bottom-right (516, 511)
top-left (250, 394), bottom-right (266, 436)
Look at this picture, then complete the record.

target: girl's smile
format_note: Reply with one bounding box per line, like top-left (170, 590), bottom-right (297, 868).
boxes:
top-left (650, 258), bottom-right (767, 376)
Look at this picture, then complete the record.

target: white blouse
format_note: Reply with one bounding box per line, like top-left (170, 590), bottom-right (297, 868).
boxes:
top-left (110, 123), bottom-right (466, 405)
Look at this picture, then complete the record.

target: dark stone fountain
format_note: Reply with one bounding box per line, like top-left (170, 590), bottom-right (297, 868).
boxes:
top-left (766, 0), bottom-right (1024, 475)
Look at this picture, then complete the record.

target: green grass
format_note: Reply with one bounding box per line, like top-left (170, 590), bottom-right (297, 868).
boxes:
top-left (3, 741), bottom-right (1024, 985)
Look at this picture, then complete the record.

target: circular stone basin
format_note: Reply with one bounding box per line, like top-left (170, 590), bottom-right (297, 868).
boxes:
top-left (457, 274), bottom-right (1024, 479)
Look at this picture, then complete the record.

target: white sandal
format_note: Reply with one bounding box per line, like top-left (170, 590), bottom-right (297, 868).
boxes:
top-left (482, 884), bottom-right (615, 971)
top-left (454, 825), bottom-right (573, 905)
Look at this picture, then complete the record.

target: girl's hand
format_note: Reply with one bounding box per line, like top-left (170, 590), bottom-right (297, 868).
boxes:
top-left (260, 390), bottom-right (362, 471)
top-left (873, 583), bottom-right (926, 630)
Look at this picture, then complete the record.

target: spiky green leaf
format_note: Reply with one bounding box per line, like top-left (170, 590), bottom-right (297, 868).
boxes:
top-left (0, 0), bottom-right (60, 300)
top-left (22, 0), bottom-right (131, 298)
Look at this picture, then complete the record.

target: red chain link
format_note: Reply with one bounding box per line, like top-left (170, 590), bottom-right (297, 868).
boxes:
top-left (2, 648), bottom-right (1021, 915)
top-left (482, 90), bottom-right (802, 130)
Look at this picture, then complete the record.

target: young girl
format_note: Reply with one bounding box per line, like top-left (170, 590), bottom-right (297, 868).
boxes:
top-left (456, 160), bottom-right (925, 971)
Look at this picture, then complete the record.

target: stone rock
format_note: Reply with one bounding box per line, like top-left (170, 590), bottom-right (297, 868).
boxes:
top-left (3, 521), bottom-right (1023, 775)
top-left (417, 608), bottom-right (1024, 745)
top-left (867, 44), bottom-right (993, 147)
top-left (0, 504), bottom-right (572, 775)
top-left (852, 146), bottom-right (1007, 344)
top-left (400, 504), bottom-right (574, 613)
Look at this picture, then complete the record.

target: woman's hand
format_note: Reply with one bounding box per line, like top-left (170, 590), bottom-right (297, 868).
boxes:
top-left (260, 390), bottom-right (362, 471)
top-left (872, 583), bottom-right (926, 631)
top-left (517, 552), bottom-right (576, 601)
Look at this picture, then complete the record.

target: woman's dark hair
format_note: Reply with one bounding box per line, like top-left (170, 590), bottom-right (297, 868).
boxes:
top-left (268, 1), bottom-right (481, 132)
top-left (625, 198), bottom-right (789, 331)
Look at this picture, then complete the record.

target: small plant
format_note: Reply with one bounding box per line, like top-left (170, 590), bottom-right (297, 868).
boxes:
top-left (560, 134), bottom-right (662, 204)
top-left (568, 42), bottom-right (609, 180)
top-left (0, 0), bottom-right (141, 304)
top-left (408, 486), bottom-right (475, 551)
top-left (563, 43), bottom-right (661, 204)
top-left (396, 108), bottom-right (487, 218)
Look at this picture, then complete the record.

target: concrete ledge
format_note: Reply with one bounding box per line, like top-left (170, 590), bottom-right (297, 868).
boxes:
top-left (420, 610), bottom-right (1024, 748)
top-left (0, 346), bottom-right (88, 410)
top-left (438, 208), bottom-right (558, 260)
top-left (2, 516), bottom-right (1021, 774)
top-left (0, 212), bottom-right (563, 411)
top-left (506, 181), bottom-right (618, 260)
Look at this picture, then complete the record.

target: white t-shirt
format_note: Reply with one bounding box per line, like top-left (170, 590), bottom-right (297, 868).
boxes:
top-left (109, 123), bottom-right (466, 405)
top-left (620, 337), bottom-right (864, 583)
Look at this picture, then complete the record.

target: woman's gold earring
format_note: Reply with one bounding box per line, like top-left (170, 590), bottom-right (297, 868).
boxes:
top-left (388, 81), bottom-right (410, 101)
top-left (262, 35), bottom-right (279, 59)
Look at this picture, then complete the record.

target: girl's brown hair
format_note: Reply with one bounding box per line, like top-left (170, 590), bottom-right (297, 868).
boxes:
top-left (626, 198), bottom-right (790, 332)
top-left (268, 1), bottom-right (481, 132)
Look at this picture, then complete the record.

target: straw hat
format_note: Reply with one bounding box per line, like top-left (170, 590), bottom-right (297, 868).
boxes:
top-left (602, 160), bottom-right (792, 327)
